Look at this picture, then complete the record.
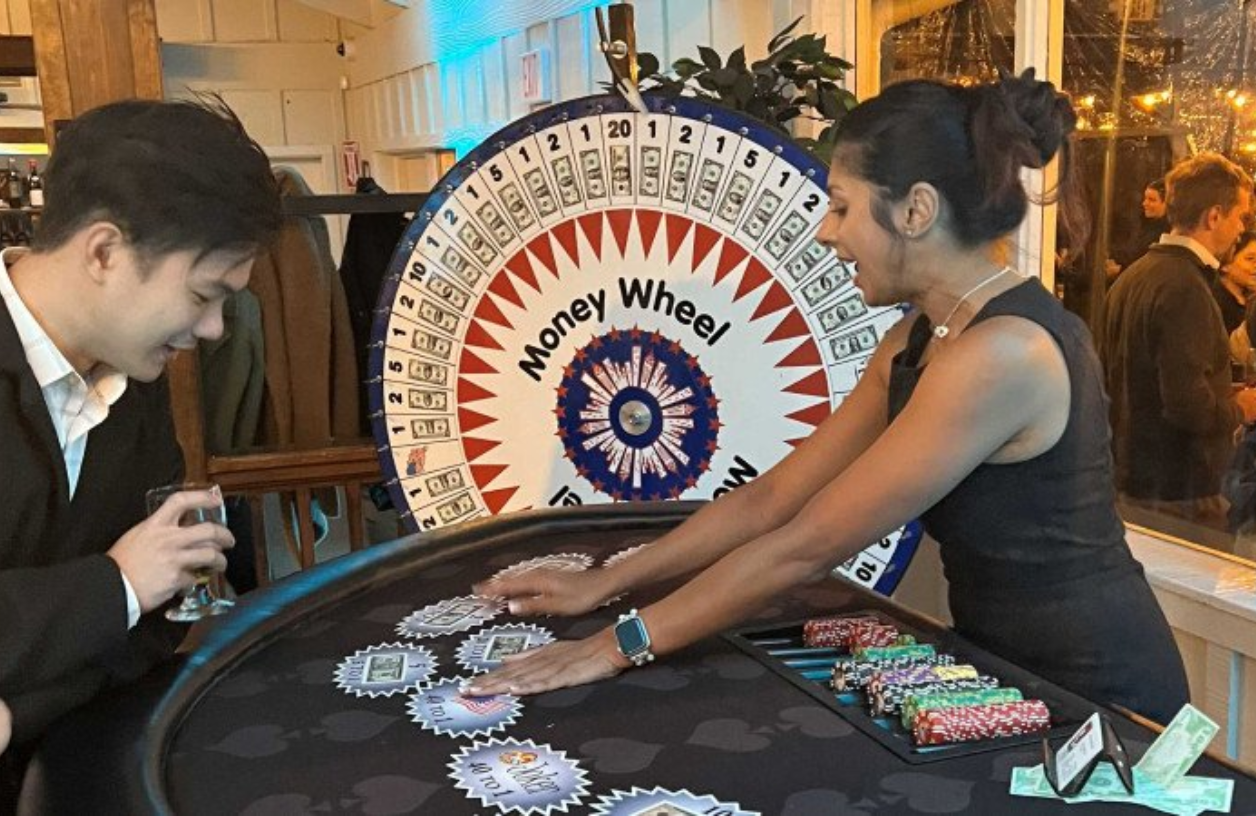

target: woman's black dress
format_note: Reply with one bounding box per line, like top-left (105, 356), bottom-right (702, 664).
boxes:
top-left (887, 278), bottom-right (1188, 723)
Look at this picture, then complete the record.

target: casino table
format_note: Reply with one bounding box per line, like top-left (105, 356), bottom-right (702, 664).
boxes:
top-left (21, 503), bottom-right (1256, 815)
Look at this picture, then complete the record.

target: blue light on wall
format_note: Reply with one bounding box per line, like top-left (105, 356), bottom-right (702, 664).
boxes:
top-left (424, 0), bottom-right (612, 65)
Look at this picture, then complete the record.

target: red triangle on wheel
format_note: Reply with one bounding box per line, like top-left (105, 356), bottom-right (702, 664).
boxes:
top-left (503, 250), bottom-right (540, 295)
top-left (607, 209), bottom-right (633, 257)
top-left (766, 310), bottom-right (811, 343)
top-left (787, 401), bottom-right (832, 428)
top-left (458, 407), bottom-right (497, 434)
top-left (481, 485), bottom-right (520, 514)
top-left (528, 233), bottom-right (558, 276)
top-left (463, 321), bottom-right (503, 351)
top-left (750, 281), bottom-right (792, 320)
top-left (777, 339), bottom-right (823, 368)
top-left (577, 213), bottom-right (604, 262)
top-left (473, 294), bottom-right (513, 329)
top-left (734, 258), bottom-right (772, 302)
top-left (636, 209), bottom-right (663, 256)
top-left (457, 378), bottom-right (494, 404)
top-left (459, 349), bottom-right (498, 375)
top-left (690, 223), bottom-right (721, 272)
top-left (551, 219), bottom-right (580, 267)
top-left (462, 437), bottom-right (501, 462)
top-left (665, 214), bottom-right (693, 263)
top-left (713, 239), bottom-right (749, 286)
top-left (785, 370), bottom-right (830, 398)
top-left (470, 463), bottom-right (508, 489)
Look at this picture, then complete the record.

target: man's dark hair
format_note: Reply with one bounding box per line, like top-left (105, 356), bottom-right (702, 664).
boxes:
top-left (33, 97), bottom-right (282, 261)
top-left (1148, 177), bottom-right (1166, 197)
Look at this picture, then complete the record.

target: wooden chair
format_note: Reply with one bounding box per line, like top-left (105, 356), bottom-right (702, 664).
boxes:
top-left (167, 354), bottom-right (387, 587)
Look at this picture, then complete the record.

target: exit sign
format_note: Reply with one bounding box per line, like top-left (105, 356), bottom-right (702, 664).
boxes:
top-left (521, 49), bottom-right (551, 104)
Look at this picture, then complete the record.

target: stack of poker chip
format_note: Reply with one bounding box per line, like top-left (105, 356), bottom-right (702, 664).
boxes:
top-left (866, 663), bottom-right (982, 699)
top-left (911, 699), bottom-right (1050, 745)
top-left (831, 648), bottom-right (956, 693)
top-left (802, 615), bottom-right (899, 649)
top-left (871, 675), bottom-right (1001, 717)
top-left (852, 642), bottom-right (934, 662)
top-left (899, 687), bottom-right (1024, 729)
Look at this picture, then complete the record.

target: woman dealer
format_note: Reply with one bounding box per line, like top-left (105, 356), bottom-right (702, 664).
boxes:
top-left (468, 71), bottom-right (1189, 723)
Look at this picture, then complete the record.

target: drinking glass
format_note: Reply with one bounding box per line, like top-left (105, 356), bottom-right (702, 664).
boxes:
top-left (145, 482), bottom-right (235, 622)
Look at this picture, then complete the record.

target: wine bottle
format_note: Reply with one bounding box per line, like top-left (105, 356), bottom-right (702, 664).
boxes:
top-left (26, 160), bottom-right (41, 208)
top-left (6, 159), bottom-right (22, 210)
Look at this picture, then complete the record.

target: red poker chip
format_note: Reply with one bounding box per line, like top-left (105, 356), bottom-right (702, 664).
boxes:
top-left (912, 700), bottom-right (1050, 746)
top-left (802, 616), bottom-right (881, 647)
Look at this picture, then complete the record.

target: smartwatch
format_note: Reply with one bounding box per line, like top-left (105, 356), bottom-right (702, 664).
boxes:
top-left (613, 608), bottom-right (655, 667)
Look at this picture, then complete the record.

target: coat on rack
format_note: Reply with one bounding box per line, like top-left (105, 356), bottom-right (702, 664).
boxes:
top-left (338, 175), bottom-right (408, 435)
top-left (248, 167), bottom-right (359, 449)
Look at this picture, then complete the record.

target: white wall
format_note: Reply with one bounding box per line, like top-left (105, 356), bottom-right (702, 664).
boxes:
top-left (156, 0), bottom-right (350, 256)
top-left (339, 0), bottom-right (824, 191)
top-left (0, 0), bottom-right (39, 131)
top-left (158, 0), bottom-right (345, 160)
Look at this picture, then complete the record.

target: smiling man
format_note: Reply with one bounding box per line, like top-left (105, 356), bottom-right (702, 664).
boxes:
top-left (0, 99), bottom-right (280, 807)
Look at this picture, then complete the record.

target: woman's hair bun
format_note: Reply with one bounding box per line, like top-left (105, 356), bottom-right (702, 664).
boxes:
top-left (994, 67), bottom-right (1077, 167)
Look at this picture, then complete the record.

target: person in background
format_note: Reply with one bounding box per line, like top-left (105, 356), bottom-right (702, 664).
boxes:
top-left (0, 99), bottom-right (280, 808)
top-left (0, 701), bottom-right (9, 757)
top-left (1105, 153), bottom-right (1256, 531)
top-left (1214, 230), bottom-right (1256, 334)
top-left (1108, 177), bottom-right (1170, 283)
top-left (467, 71), bottom-right (1189, 725)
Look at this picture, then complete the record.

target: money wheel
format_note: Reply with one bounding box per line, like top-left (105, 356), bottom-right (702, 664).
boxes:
top-left (369, 93), bottom-right (921, 594)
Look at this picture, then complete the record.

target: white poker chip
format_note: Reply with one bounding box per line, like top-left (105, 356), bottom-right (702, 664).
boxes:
top-left (407, 676), bottom-right (522, 738)
top-left (333, 642), bottom-right (438, 698)
top-left (590, 786), bottom-right (760, 816)
top-left (491, 553), bottom-right (595, 582)
top-left (456, 623), bottom-right (555, 673)
top-left (449, 737), bottom-right (590, 814)
top-left (396, 595), bottom-right (503, 639)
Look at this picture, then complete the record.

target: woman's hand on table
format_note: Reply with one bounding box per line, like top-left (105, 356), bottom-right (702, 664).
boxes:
top-left (473, 568), bottom-right (614, 617)
top-left (463, 630), bottom-right (629, 697)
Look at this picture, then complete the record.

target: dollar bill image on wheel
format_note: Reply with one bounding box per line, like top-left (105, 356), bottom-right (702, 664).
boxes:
top-left (369, 94), bottom-right (921, 595)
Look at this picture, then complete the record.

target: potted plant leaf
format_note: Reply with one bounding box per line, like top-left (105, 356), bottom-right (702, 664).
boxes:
top-left (628, 17), bottom-right (857, 164)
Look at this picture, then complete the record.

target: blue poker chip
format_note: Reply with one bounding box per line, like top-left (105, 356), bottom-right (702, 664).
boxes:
top-left (408, 677), bottom-right (522, 738)
top-left (333, 642), bottom-right (438, 698)
top-left (590, 786), bottom-right (760, 815)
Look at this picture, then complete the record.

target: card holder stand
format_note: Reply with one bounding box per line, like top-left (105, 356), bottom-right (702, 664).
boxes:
top-left (1043, 714), bottom-right (1134, 796)
top-left (724, 609), bottom-right (1099, 764)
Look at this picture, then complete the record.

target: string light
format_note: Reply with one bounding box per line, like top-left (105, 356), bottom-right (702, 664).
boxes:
top-left (1131, 89), bottom-right (1172, 113)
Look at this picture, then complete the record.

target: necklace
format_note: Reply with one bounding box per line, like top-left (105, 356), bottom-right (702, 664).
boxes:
top-left (932, 266), bottom-right (1013, 339)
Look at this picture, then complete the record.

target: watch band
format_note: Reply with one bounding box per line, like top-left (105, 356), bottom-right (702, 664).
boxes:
top-left (614, 608), bottom-right (655, 667)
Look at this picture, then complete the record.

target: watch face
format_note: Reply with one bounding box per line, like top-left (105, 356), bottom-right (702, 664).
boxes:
top-left (615, 617), bottom-right (650, 655)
